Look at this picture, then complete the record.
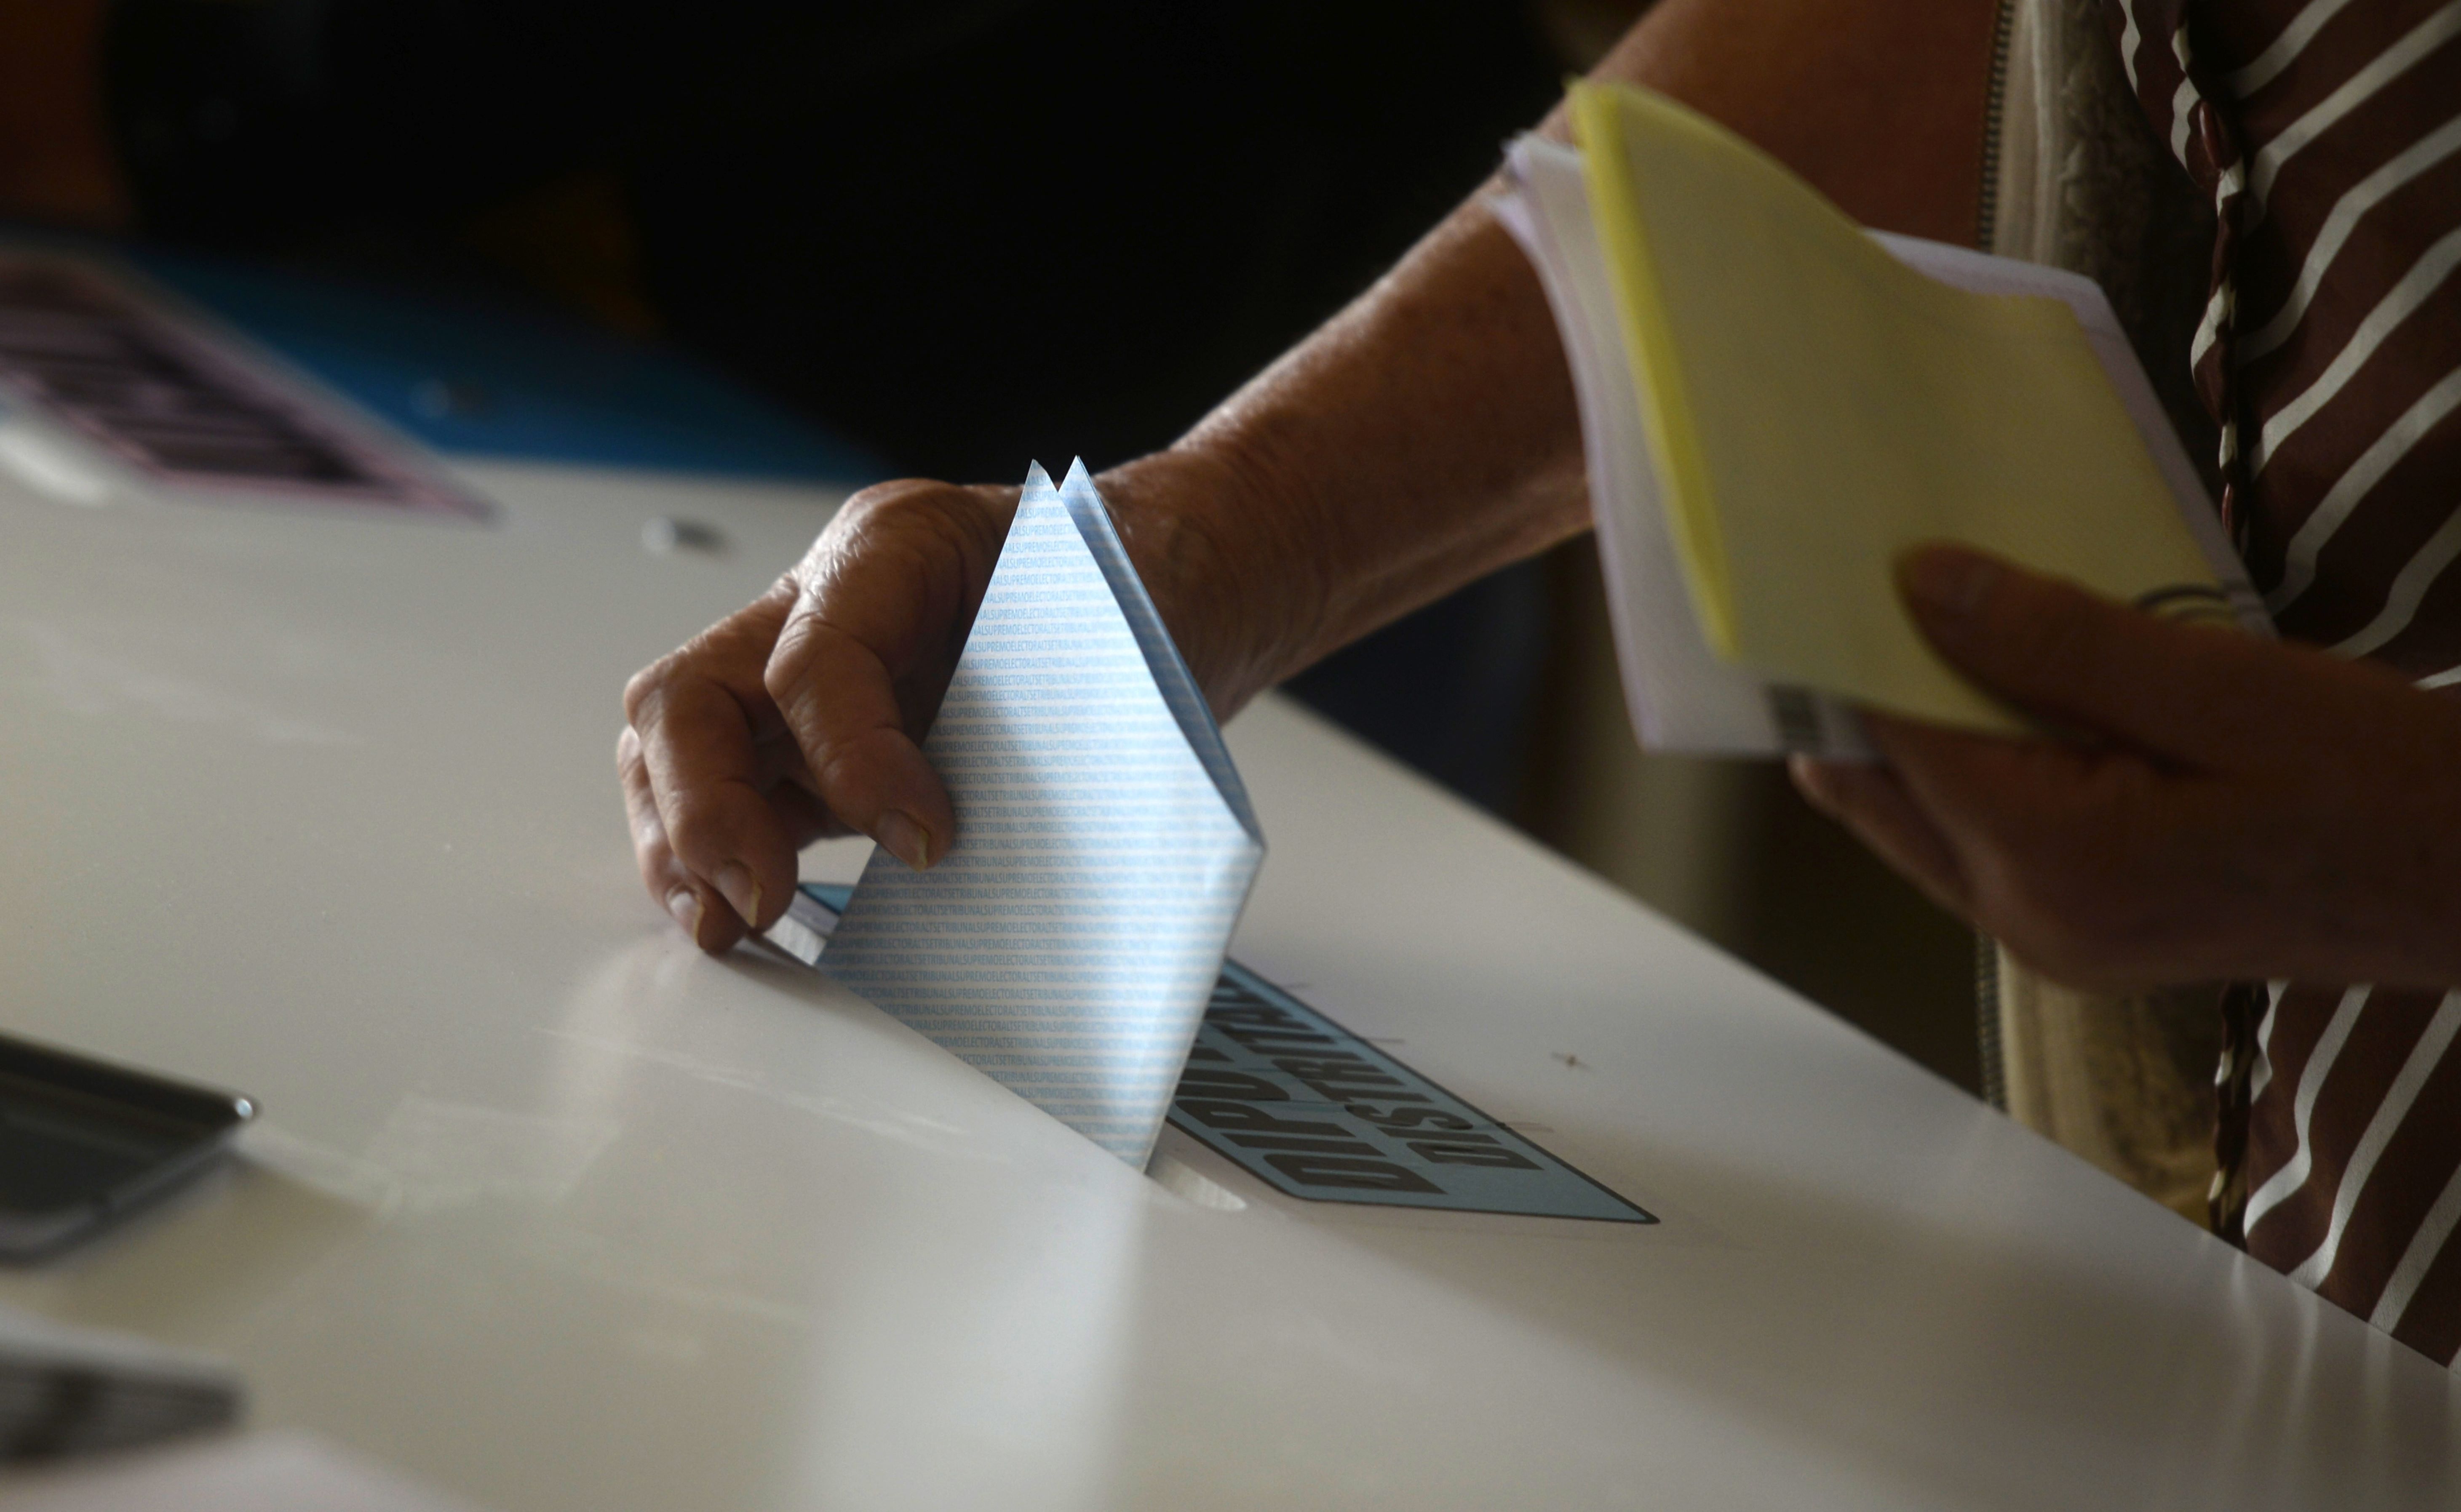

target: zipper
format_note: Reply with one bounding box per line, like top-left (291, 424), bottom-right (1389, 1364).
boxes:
top-left (1975, 0), bottom-right (2018, 251)
top-left (1975, 933), bottom-right (2007, 1110)
top-left (1970, 0), bottom-right (2019, 1109)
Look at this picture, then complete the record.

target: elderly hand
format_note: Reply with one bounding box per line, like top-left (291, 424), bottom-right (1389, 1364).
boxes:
top-left (619, 478), bottom-right (1018, 952)
top-left (618, 452), bottom-right (1299, 953)
top-left (1792, 545), bottom-right (2461, 992)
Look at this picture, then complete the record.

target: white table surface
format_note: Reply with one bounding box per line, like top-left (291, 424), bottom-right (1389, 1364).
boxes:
top-left (0, 459), bottom-right (2454, 1511)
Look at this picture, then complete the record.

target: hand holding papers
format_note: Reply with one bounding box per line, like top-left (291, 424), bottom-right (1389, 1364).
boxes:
top-left (823, 460), bottom-right (1265, 1166)
top-left (1495, 83), bottom-right (2264, 756)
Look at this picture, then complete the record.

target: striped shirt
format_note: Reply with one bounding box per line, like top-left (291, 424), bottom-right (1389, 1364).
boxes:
top-left (2108, 0), bottom-right (2461, 1362)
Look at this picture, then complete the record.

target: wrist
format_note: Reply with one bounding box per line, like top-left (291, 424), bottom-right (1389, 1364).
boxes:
top-left (1096, 442), bottom-right (1328, 722)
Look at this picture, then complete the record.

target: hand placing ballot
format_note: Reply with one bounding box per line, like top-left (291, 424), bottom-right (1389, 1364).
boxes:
top-left (823, 461), bottom-right (1265, 1167)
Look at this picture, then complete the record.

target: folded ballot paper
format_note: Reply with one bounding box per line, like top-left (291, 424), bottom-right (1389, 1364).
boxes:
top-left (1494, 83), bottom-right (2265, 757)
top-left (819, 459), bottom-right (1264, 1165)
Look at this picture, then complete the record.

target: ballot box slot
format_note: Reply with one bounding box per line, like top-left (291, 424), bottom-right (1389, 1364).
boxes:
top-left (769, 883), bottom-right (1655, 1224)
top-left (1165, 961), bottom-right (1654, 1223)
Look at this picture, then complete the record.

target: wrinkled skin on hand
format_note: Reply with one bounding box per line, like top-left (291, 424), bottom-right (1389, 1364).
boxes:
top-left (619, 478), bottom-right (1016, 952)
top-left (1793, 545), bottom-right (2461, 992)
top-left (619, 449), bottom-right (1286, 954)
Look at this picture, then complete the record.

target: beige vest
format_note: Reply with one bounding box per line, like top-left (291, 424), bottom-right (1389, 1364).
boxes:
top-left (1981, 0), bottom-right (2224, 1227)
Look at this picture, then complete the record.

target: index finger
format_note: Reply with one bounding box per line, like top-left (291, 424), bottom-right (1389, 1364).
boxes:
top-left (768, 604), bottom-right (955, 872)
top-left (624, 582), bottom-right (803, 935)
top-left (762, 485), bottom-right (1014, 871)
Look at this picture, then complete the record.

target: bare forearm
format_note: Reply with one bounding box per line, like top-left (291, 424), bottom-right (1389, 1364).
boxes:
top-left (1109, 0), bottom-right (2001, 717)
top-left (1102, 203), bottom-right (1583, 717)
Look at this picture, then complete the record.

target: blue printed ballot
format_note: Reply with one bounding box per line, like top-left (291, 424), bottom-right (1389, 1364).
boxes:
top-left (823, 460), bottom-right (1266, 1165)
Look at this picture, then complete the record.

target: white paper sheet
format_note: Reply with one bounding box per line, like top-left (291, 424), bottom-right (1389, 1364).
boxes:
top-left (1496, 133), bottom-right (2265, 759)
top-left (0, 1301), bottom-right (238, 1459)
top-left (1496, 135), bottom-right (1833, 755)
top-left (823, 459), bottom-right (1265, 1165)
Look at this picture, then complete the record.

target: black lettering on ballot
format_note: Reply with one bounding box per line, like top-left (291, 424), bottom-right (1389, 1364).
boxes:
top-left (1178, 1099), bottom-right (1346, 1139)
top-left (1264, 1154), bottom-right (1441, 1194)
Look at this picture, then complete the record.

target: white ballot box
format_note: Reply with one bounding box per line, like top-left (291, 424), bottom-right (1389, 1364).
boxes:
top-left (1, 440), bottom-right (2457, 1510)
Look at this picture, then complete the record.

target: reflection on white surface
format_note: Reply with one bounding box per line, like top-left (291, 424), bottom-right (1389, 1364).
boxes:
top-left (238, 1124), bottom-right (405, 1214)
top-left (1146, 1147), bottom-right (1248, 1213)
top-left (546, 937), bottom-right (993, 1159)
top-left (795, 1173), bottom-right (1148, 1512)
top-left (359, 1098), bottom-right (619, 1218)
top-left (545, 932), bottom-right (1158, 1509)
top-left (0, 417), bottom-right (115, 505)
top-left (24, 621), bottom-right (357, 745)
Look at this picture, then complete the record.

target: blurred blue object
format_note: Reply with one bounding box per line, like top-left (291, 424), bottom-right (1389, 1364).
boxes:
top-left (127, 249), bottom-right (885, 484)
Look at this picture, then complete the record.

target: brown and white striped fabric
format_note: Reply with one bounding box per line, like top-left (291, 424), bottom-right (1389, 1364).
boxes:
top-left (2107, 0), bottom-right (2461, 1363)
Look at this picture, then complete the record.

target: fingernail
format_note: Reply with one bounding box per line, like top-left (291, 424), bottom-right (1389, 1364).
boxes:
top-left (666, 888), bottom-right (703, 940)
top-left (875, 809), bottom-right (934, 871)
top-left (712, 862), bottom-right (762, 927)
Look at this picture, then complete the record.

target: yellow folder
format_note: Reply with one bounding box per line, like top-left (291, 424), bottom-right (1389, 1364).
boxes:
top-left (1568, 81), bottom-right (2230, 733)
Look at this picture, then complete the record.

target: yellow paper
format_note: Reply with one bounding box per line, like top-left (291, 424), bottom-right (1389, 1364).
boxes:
top-left (1568, 81), bottom-right (2225, 733)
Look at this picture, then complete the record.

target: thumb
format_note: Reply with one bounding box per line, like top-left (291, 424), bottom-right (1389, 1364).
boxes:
top-left (1895, 544), bottom-right (2264, 763)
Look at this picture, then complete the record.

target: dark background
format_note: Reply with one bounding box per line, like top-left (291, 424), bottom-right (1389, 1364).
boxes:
top-left (76, 0), bottom-right (1982, 1093)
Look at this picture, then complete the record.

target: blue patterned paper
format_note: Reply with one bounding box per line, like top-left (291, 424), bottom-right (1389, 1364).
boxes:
top-left (823, 460), bottom-right (1266, 1164)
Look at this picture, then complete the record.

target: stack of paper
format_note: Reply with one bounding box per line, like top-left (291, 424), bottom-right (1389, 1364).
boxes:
top-left (1, 1431), bottom-right (480, 1512)
top-left (0, 1302), bottom-right (237, 1462)
top-left (1494, 83), bottom-right (2264, 756)
top-left (823, 460), bottom-right (1264, 1166)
